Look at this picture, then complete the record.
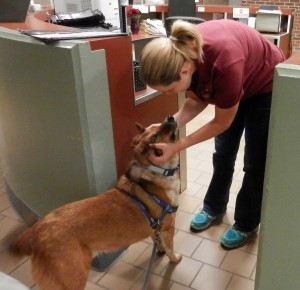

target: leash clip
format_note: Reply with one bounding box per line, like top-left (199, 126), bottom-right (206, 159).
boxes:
top-left (150, 218), bottom-right (161, 230)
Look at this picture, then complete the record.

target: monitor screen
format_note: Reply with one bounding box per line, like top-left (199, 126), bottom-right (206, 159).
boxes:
top-left (168, 0), bottom-right (196, 17)
top-left (53, 0), bottom-right (121, 28)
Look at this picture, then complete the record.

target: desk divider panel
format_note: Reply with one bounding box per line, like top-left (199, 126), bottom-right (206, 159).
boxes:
top-left (0, 28), bottom-right (117, 222)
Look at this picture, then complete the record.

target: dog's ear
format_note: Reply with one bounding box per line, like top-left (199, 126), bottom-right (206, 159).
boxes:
top-left (136, 122), bottom-right (145, 133)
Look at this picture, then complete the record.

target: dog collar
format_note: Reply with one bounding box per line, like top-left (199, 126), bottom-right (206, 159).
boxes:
top-left (147, 164), bottom-right (180, 176)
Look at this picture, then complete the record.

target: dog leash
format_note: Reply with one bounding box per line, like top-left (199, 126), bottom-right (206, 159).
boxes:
top-left (141, 230), bottom-right (161, 290)
top-left (120, 189), bottom-right (177, 290)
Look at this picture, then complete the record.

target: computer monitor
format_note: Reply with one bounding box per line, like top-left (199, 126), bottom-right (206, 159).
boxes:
top-left (168, 0), bottom-right (196, 17)
top-left (0, 0), bottom-right (31, 22)
top-left (53, 0), bottom-right (121, 27)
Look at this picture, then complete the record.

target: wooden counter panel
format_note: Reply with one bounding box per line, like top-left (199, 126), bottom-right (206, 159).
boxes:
top-left (90, 37), bottom-right (178, 176)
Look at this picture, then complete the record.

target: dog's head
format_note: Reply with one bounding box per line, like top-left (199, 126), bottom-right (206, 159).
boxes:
top-left (131, 116), bottom-right (179, 168)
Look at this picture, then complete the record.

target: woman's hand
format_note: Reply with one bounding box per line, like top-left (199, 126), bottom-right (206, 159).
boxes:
top-left (148, 142), bottom-right (179, 165)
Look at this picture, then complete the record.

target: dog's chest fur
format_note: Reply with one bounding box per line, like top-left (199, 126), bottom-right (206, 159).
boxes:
top-left (127, 161), bottom-right (180, 206)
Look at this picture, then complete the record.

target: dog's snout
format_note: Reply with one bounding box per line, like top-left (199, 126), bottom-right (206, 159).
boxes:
top-left (167, 115), bottom-right (175, 122)
top-left (164, 115), bottom-right (176, 125)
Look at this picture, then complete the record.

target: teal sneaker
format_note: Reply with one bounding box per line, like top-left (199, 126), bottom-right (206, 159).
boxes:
top-left (220, 226), bottom-right (258, 249)
top-left (190, 210), bottom-right (223, 231)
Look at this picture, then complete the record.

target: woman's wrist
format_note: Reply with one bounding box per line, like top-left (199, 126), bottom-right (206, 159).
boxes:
top-left (173, 115), bottom-right (180, 128)
top-left (174, 138), bottom-right (188, 153)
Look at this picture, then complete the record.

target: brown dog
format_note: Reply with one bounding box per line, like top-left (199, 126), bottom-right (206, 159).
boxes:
top-left (10, 116), bottom-right (182, 290)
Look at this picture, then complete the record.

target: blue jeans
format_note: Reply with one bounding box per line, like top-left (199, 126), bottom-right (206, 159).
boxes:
top-left (203, 93), bottom-right (272, 232)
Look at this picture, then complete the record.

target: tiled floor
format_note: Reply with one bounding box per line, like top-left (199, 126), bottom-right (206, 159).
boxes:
top-left (0, 105), bottom-right (259, 290)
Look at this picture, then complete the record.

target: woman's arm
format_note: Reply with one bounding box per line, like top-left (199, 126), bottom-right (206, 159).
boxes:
top-left (174, 91), bottom-right (208, 127)
top-left (150, 102), bottom-right (240, 165)
top-left (177, 102), bottom-right (239, 149)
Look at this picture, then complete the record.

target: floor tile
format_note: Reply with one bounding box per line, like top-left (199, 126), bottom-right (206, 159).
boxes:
top-left (226, 275), bottom-right (255, 290)
top-left (85, 281), bottom-right (107, 290)
top-left (0, 216), bottom-right (24, 252)
top-left (97, 260), bottom-right (142, 290)
top-left (220, 249), bottom-right (257, 278)
top-left (181, 182), bottom-right (204, 197)
top-left (0, 193), bottom-right (10, 211)
top-left (174, 211), bottom-right (195, 232)
top-left (121, 241), bottom-right (149, 264)
top-left (192, 239), bottom-right (227, 267)
top-left (186, 168), bottom-right (203, 183)
top-left (191, 264), bottom-right (232, 290)
top-left (174, 230), bottom-right (202, 257)
top-left (178, 194), bottom-right (202, 214)
top-left (87, 268), bottom-right (105, 284)
top-left (9, 259), bottom-right (34, 288)
top-left (0, 251), bottom-right (28, 274)
top-left (160, 256), bottom-right (202, 286)
top-left (130, 272), bottom-right (173, 290)
top-left (195, 172), bottom-right (213, 186)
top-left (134, 243), bottom-right (170, 275)
top-left (170, 283), bottom-right (196, 290)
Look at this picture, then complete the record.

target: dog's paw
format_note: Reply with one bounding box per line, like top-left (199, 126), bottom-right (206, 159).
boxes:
top-left (156, 249), bottom-right (166, 256)
top-left (169, 253), bottom-right (182, 263)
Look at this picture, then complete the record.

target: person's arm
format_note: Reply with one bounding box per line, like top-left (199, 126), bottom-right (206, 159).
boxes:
top-left (177, 102), bottom-right (239, 149)
top-left (149, 102), bottom-right (239, 165)
top-left (174, 91), bottom-right (208, 127)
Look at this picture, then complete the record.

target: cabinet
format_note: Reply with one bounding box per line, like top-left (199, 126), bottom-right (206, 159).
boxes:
top-left (126, 4), bottom-right (293, 58)
top-left (195, 5), bottom-right (293, 58)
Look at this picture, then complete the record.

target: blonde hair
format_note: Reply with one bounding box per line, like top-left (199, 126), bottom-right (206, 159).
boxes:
top-left (140, 20), bottom-right (203, 86)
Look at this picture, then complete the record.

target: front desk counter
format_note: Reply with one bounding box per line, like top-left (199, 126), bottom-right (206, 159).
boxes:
top-left (0, 9), bottom-right (186, 181)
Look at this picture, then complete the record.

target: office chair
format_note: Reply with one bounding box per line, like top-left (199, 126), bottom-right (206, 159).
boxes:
top-left (165, 0), bottom-right (205, 36)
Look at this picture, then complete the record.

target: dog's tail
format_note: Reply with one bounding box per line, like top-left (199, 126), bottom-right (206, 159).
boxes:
top-left (9, 225), bottom-right (36, 257)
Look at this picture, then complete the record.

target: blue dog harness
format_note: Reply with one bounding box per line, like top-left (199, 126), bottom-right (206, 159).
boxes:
top-left (125, 190), bottom-right (178, 229)
top-left (122, 163), bottom-right (179, 229)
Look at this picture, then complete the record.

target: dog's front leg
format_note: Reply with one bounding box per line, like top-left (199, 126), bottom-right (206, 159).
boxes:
top-left (160, 224), bottom-right (182, 263)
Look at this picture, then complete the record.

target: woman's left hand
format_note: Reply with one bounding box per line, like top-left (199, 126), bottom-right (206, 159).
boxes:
top-left (148, 142), bottom-right (178, 165)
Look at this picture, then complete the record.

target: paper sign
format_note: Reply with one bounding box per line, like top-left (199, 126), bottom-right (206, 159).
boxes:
top-left (132, 5), bottom-right (149, 13)
top-left (149, 6), bottom-right (156, 12)
top-left (233, 7), bottom-right (249, 18)
top-left (197, 6), bottom-right (205, 12)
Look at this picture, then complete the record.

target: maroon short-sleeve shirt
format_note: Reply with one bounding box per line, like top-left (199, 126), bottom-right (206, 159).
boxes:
top-left (191, 19), bottom-right (285, 108)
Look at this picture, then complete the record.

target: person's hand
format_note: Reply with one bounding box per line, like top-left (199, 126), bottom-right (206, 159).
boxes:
top-left (148, 142), bottom-right (178, 165)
